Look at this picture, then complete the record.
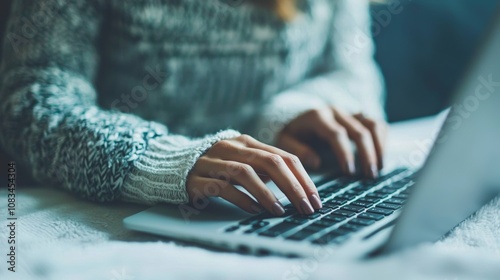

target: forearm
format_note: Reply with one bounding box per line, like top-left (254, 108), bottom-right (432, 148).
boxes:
top-left (0, 66), bottom-right (242, 204)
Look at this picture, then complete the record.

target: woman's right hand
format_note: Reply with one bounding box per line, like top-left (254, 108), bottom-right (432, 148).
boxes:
top-left (186, 135), bottom-right (323, 216)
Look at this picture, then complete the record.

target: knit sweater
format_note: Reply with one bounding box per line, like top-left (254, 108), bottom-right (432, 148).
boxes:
top-left (0, 0), bottom-right (385, 205)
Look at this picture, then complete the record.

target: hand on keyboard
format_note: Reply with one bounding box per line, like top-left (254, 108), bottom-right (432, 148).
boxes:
top-left (276, 107), bottom-right (387, 178)
top-left (187, 135), bottom-right (323, 216)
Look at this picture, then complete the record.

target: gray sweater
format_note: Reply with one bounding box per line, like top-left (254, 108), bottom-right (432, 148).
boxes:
top-left (0, 0), bottom-right (384, 205)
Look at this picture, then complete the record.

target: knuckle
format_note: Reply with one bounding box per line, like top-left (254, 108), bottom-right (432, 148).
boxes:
top-left (234, 163), bottom-right (254, 177)
top-left (212, 139), bottom-right (233, 151)
top-left (330, 126), bottom-right (347, 138)
top-left (237, 134), bottom-right (253, 144)
top-left (289, 182), bottom-right (303, 194)
top-left (225, 162), bottom-right (242, 175)
top-left (266, 154), bottom-right (285, 168)
top-left (283, 153), bottom-right (300, 166)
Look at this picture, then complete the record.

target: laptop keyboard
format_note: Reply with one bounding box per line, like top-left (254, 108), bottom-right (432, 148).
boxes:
top-left (225, 168), bottom-right (417, 245)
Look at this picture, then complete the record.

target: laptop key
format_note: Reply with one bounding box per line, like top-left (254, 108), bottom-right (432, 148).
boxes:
top-left (311, 220), bottom-right (333, 227)
top-left (322, 214), bottom-right (347, 223)
top-left (366, 207), bottom-right (394, 216)
top-left (244, 228), bottom-right (257, 234)
top-left (341, 205), bottom-right (365, 213)
top-left (339, 223), bottom-right (363, 232)
top-left (377, 203), bottom-right (401, 210)
top-left (258, 222), bottom-right (297, 237)
top-left (393, 193), bottom-right (409, 200)
top-left (318, 192), bottom-right (330, 199)
top-left (386, 198), bottom-right (405, 205)
top-left (333, 209), bottom-right (356, 217)
top-left (304, 224), bottom-right (327, 232)
top-left (385, 181), bottom-right (408, 190)
top-left (349, 185), bottom-right (367, 192)
top-left (252, 221), bottom-right (270, 229)
top-left (337, 193), bottom-right (356, 200)
top-left (225, 225), bottom-right (240, 232)
top-left (284, 217), bottom-right (309, 225)
top-left (345, 189), bottom-right (362, 195)
top-left (313, 229), bottom-right (351, 244)
top-left (360, 168), bottom-right (407, 186)
top-left (401, 189), bottom-right (411, 195)
top-left (351, 200), bottom-right (374, 208)
top-left (303, 213), bottom-right (321, 219)
top-left (325, 199), bottom-right (347, 207)
top-left (358, 197), bottom-right (379, 203)
top-left (238, 212), bottom-right (273, 225)
top-left (349, 218), bottom-right (376, 227)
top-left (377, 188), bottom-right (397, 194)
top-left (366, 192), bottom-right (388, 199)
top-left (318, 207), bottom-right (333, 214)
top-left (358, 212), bottom-right (384, 221)
top-left (336, 177), bottom-right (358, 185)
top-left (286, 229), bottom-right (317, 241)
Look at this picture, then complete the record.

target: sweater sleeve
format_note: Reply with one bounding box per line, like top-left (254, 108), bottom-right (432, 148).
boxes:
top-left (252, 0), bottom-right (386, 145)
top-left (0, 0), bottom-right (239, 205)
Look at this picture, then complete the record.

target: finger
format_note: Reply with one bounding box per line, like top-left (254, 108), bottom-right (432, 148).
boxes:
top-left (215, 148), bottom-right (315, 214)
top-left (192, 157), bottom-right (287, 216)
top-left (277, 132), bottom-right (321, 170)
top-left (242, 135), bottom-right (320, 190)
top-left (310, 110), bottom-right (356, 176)
top-left (334, 110), bottom-right (378, 178)
top-left (354, 114), bottom-right (385, 169)
top-left (187, 177), bottom-right (263, 214)
top-left (245, 148), bottom-right (321, 213)
top-left (234, 136), bottom-right (321, 211)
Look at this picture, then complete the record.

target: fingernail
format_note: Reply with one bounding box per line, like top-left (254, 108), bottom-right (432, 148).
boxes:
top-left (309, 194), bottom-right (322, 209)
top-left (250, 204), bottom-right (264, 214)
top-left (370, 164), bottom-right (379, 179)
top-left (305, 156), bottom-right (320, 169)
top-left (347, 161), bottom-right (356, 175)
top-left (272, 202), bottom-right (286, 216)
top-left (300, 198), bottom-right (315, 215)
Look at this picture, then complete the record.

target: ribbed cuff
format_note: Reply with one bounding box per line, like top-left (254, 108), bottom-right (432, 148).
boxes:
top-left (121, 129), bottom-right (241, 205)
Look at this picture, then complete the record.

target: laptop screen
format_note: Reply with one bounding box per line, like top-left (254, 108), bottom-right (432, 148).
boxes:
top-left (385, 11), bottom-right (500, 252)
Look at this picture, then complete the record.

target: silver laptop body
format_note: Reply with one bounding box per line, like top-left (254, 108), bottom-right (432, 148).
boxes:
top-left (123, 13), bottom-right (500, 259)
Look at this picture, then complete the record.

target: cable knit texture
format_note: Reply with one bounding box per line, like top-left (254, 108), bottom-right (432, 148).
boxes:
top-left (0, 0), bottom-right (384, 205)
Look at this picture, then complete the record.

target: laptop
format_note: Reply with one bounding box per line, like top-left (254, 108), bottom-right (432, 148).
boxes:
top-left (123, 12), bottom-right (500, 259)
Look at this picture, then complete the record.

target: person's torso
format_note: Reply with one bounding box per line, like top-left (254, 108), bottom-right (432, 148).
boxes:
top-left (95, 0), bottom-right (335, 136)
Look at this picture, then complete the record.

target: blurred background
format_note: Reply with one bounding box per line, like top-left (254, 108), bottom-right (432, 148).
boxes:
top-left (0, 0), bottom-right (498, 180)
top-left (372, 0), bottom-right (498, 122)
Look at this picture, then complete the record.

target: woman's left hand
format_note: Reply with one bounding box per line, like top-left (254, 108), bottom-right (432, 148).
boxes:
top-left (276, 107), bottom-right (388, 178)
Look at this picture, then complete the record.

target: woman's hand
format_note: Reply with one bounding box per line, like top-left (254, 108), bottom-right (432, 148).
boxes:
top-left (186, 135), bottom-right (322, 216)
top-left (277, 107), bottom-right (388, 178)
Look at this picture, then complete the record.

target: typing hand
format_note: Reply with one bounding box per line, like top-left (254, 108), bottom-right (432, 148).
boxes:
top-left (186, 135), bottom-right (322, 216)
top-left (277, 107), bottom-right (387, 178)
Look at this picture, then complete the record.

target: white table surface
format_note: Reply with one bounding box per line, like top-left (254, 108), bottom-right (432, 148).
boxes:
top-left (1, 112), bottom-right (499, 280)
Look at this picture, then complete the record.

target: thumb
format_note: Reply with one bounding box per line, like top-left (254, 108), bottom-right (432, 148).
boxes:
top-left (276, 132), bottom-right (321, 170)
